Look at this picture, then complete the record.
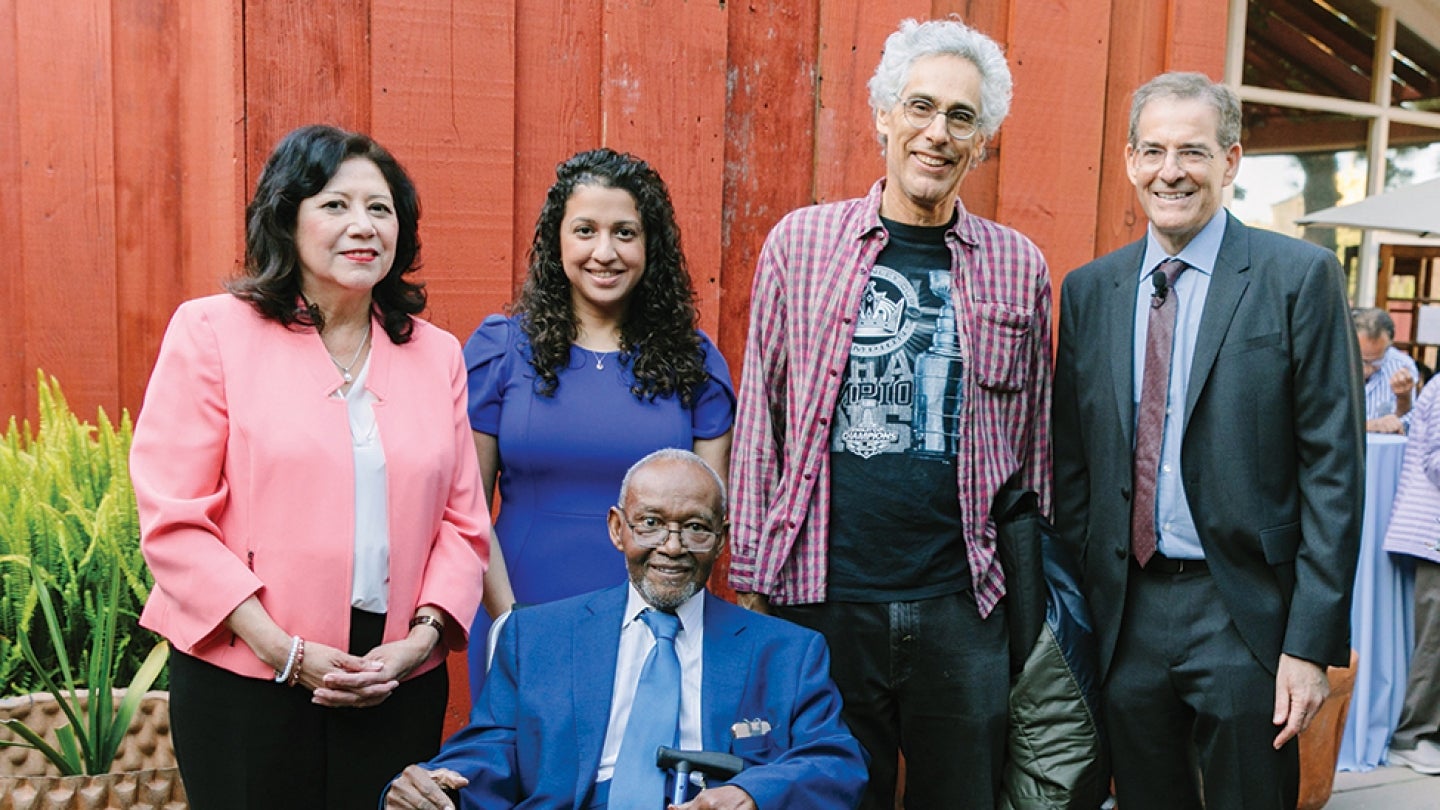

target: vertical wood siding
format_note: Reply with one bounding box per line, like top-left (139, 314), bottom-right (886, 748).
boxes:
top-left (0, 0), bottom-right (22, 421)
top-left (368, 0), bottom-right (517, 337)
top-left (0, 0), bottom-right (1221, 424)
top-left (13, 0), bottom-right (119, 420)
top-left (1001, 0), bottom-right (1110, 286)
top-left (114, 0), bottom-right (181, 417)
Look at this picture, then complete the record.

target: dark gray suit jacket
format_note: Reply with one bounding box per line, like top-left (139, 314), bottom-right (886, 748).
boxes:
top-left (1052, 213), bottom-right (1364, 677)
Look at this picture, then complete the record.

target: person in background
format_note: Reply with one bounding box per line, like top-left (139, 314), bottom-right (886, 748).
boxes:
top-left (384, 450), bottom-right (866, 810)
top-left (1353, 306), bottom-right (1418, 434)
top-left (130, 125), bottom-right (489, 808)
top-left (462, 148), bottom-right (734, 694)
top-left (729, 18), bottom-right (1052, 808)
top-left (1052, 72), bottom-right (1363, 809)
top-left (1383, 378), bottom-right (1440, 774)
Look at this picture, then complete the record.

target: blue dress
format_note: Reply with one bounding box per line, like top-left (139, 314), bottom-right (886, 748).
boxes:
top-left (462, 315), bottom-right (735, 688)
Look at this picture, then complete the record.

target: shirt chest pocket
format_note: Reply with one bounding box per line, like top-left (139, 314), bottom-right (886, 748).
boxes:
top-left (971, 302), bottom-right (1035, 393)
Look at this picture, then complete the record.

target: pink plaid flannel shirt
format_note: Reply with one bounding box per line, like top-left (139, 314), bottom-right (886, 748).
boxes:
top-left (728, 181), bottom-right (1053, 616)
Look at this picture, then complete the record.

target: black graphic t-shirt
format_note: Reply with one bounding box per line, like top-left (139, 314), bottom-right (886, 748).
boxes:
top-left (826, 216), bottom-right (969, 601)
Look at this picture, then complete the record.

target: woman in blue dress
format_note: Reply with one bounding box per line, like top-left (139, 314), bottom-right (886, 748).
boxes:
top-left (463, 149), bottom-right (734, 691)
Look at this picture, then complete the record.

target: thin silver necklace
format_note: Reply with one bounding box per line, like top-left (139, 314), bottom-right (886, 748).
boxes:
top-left (586, 348), bottom-right (610, 370)
top-left (328, 321), bottom-right (372, 383)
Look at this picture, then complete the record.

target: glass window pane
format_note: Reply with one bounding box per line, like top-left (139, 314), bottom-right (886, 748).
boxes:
top-left (1385, 133), bottom-right (1440, 188)
top-left (1245, 0), bottom-right (1380, 104)
top-left (1235, 105), bottom-right (1370, 242)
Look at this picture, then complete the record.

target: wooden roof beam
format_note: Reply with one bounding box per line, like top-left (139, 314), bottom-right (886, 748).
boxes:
top-left (1246, 32), bottom-right (1357, 98)
top-left (1248, 9), bottom-right (1375, 99)
top-left (1243, 113), bottom-right (1440, 153)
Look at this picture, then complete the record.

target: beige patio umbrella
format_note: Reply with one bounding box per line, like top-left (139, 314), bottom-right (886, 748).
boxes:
top-left (1295, 178), bottom-right (1440, 237)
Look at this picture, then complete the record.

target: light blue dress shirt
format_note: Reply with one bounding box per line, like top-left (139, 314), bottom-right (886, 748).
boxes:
top-left (598, 586), bottom-right (704, 782)
top-left (1132, 209), bottom-right (1227, 560)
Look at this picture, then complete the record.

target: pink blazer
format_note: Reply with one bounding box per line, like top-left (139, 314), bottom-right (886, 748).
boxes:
top-left (131, 294), bottom-right (490, 680)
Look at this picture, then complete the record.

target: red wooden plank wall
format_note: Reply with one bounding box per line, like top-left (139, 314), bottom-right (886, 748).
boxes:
top-left (0, 0), bottom-right (1224, 734)
top-left (0, 0), bottom-right (21, 421)
top-left (368, 0), bottom-right (516, 337)
top-left (0, 0), bottom-right (1224, 424)
top-left (12, 0), bottom-right (119, 420)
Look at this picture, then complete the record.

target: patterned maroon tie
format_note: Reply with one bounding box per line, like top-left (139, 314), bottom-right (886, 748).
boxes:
top-left (1131, 258), bottom-right (1188, 567)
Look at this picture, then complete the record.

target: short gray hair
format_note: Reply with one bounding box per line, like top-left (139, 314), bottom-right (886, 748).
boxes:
top-left (1352, 307), bottom-right (1396, 341)
top-left (868, 17), bottom-right (1013, 138)
top-left (617, 449), bottom-right (727, 515)
top-left (1129, 72), bottom-right (1242, 150)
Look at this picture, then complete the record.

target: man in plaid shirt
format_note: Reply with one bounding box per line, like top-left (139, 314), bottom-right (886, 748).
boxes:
top-left (728, 17), bottom-right (1052, 809)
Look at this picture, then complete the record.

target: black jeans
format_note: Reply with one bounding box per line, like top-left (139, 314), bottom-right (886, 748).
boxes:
top-left (776, 591), bottom-right (1008, 809)
top-left (169, 609), bottom-right (448, 810)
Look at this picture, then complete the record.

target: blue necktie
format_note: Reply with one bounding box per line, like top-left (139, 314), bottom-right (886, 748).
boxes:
top-left (610, 609), bottom-right (682, 809)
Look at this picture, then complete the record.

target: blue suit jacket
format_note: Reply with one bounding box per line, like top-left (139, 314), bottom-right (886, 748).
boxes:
top-left (425, 586), bottom-right (867, 809)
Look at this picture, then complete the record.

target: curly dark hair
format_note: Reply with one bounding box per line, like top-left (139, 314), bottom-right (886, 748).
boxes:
top-left (514, 148), bottom-right (707, 405)
top-left (227, 124), bottom-right (425, 344)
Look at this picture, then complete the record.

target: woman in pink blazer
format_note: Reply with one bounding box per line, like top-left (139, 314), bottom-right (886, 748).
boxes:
top-left (130, 125), bottom-right (490, 808)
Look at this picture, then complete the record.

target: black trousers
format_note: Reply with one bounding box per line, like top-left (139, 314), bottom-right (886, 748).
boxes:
top-left (169, 609), bottom-right (448, 810)
top-left (777, 591), bottom-right (1008, 810)
top-left (1105, 566), bottom-right (1299, 810)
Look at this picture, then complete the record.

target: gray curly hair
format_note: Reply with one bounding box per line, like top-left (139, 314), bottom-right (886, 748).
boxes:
top-left (867, 17), bottom-right (1013, 140)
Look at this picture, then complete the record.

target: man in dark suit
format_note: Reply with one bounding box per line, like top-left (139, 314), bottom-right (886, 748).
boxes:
top-left (384, 449), bottom-right (867, 810)
top-left (1052, 72), bottom-right (1364, 809)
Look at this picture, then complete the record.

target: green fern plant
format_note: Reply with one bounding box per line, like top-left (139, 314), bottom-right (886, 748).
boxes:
top-left (0, 371), bottom-right (157, 697)
top-left (0, 559), bottom-right (168, 775)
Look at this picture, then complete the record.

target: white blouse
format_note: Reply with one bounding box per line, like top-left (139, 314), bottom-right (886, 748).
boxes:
top-left (338, 355), bottom-right (390, 613)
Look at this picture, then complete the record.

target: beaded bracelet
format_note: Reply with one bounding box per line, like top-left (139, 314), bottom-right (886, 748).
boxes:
top-left (273, 635), bottom-right (302, 684)
top-left (285, 638), bottom-right (305, 688)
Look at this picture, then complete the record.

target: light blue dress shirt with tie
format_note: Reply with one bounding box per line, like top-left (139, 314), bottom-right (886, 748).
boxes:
top-left (1132, 209), bottom-right (1227, 560)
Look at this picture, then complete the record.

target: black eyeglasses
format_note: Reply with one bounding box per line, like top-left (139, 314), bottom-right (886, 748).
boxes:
top-left (899, 98), bottom-right (980, 141)
top-left (619, 510), bottom-right (721, 552)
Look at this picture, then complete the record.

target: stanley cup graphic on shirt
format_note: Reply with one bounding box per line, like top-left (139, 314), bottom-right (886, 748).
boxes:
top-left (911, 271), bottom-right (964, 458)
top-left (836, 263), bottom-right (963, 461)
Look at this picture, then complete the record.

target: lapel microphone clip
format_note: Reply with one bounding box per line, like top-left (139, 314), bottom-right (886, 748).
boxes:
top-left (1151, 270), bottom-right (1169, 308)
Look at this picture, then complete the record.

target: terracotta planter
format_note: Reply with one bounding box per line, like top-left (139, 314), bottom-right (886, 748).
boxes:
top-left (1297, 650), bottom-right (1359, 810)
top-left (0, 691), bottom-right (186, 810)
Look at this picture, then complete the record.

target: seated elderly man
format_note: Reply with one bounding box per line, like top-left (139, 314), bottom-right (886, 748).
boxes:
top-left (384, 449), bottom-right (867, 810)
top-left (1354, 307), bottom-right (1419, 434)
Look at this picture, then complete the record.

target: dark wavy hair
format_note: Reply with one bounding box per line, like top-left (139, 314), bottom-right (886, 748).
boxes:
top-left (515, 148), bottom-right (707, 404)
top-left (227, 124), bottom-right (425, 344)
